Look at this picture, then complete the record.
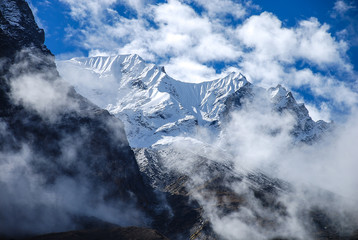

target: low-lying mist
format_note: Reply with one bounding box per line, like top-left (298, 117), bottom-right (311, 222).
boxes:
top-left (0, 144), bottom-right (144, 236)
top-left (156, 92), bottom-right (358, 239)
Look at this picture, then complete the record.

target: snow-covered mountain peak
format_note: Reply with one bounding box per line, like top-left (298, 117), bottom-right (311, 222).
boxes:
top-left (71, 54), bottom-right (148, 75)
top-left (226, 71), bottom-right (245, 80)
top-left (268, 84), bottom-right (298, 109)
top-left (269, 84), bottom-right (287, 99)
top-left (58, 54), bottom-right (330, 147)
top-left (210, 71), bottom-right (247, 87)
top-left (58, 54), bottom-right (252, 146)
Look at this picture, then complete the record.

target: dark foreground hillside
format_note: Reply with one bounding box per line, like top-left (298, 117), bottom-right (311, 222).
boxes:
top-left (6, 227), bottom-right (168, 240)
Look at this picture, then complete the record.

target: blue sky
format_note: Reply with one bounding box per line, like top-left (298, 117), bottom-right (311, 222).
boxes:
top-left (28, 0), bottom-right (358, 121)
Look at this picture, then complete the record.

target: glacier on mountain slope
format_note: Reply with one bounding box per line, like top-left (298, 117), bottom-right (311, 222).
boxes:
top-left (57, 54), bottom-right (330, 148)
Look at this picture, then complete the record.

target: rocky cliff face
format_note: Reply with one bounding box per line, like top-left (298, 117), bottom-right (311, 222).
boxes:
top-left (0, 0), bottom-right (50, 57)
top-left (0, 0), bottom-right (161, 237)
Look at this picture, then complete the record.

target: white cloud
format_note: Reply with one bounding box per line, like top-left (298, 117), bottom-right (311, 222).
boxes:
top-left (59, 0), bottom-right (117, 21)
top-left (189, 0), bottom-right (247, 19)
top-left (237, 12), bottom-right (297, 63)
top-left (331, 0), bottom-right (358, 47)
top-left (123, 0), bottom-right (146, 14)
top-left (58, 0), bottom-right (358, 120)
top-left (289, 69), bottom-right (358, 107)
top-left (153, 99), bottom-right (358, 239)
top-left (61, 0), bottom-right (243, 71)
top-left (236, 12), bottom-right (357, 111)
top-left (0, 142), bottom-right (145, 236)
top-left (222, 103), bottom-right (295, 170)
top-left (333, 0), bottom-right (355, 15)
top-left (305, 102), bottom-right (331, 122)
top-left (278, 109), bottom-right (358, 200)
top-left (164, 57), bottom-right (219, 82)
top-left (10, 73), bottom-right (77, 119)
top-left (237, 13), bottom-right (348, 68)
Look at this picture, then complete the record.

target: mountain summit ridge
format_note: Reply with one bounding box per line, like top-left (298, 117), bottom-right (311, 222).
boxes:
top-left (58, 54), bottom-right (331, 147)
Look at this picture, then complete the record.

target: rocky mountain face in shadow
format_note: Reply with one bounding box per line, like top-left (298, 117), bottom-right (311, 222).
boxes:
top-left (0, 0), bottom-right (166, 238)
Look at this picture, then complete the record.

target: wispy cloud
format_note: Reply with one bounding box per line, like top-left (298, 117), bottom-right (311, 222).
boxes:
top-left (186, 0), bottom-right (249, 20)
top-left (333, 0), bottom-right (355, 15)
top-left (331, 0), bottom-right (358, 48)
top-left (59, 0), bottom-right (117, 21)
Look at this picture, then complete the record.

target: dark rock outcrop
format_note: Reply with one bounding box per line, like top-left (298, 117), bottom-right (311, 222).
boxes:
top-left (0, 0), bottom-right (161, 238)
top-left (0, 0), bottom-right (50, 58)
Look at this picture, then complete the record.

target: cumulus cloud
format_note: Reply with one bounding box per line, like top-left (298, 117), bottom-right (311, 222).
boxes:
top-left (59, 0), bottom-right (244, 80)
top-left (236, 12), bottom-right (350, 75)
top-left (57, 0), bottom-right (358, 121)
top-left (221, 107), bottom-right (294, 170)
